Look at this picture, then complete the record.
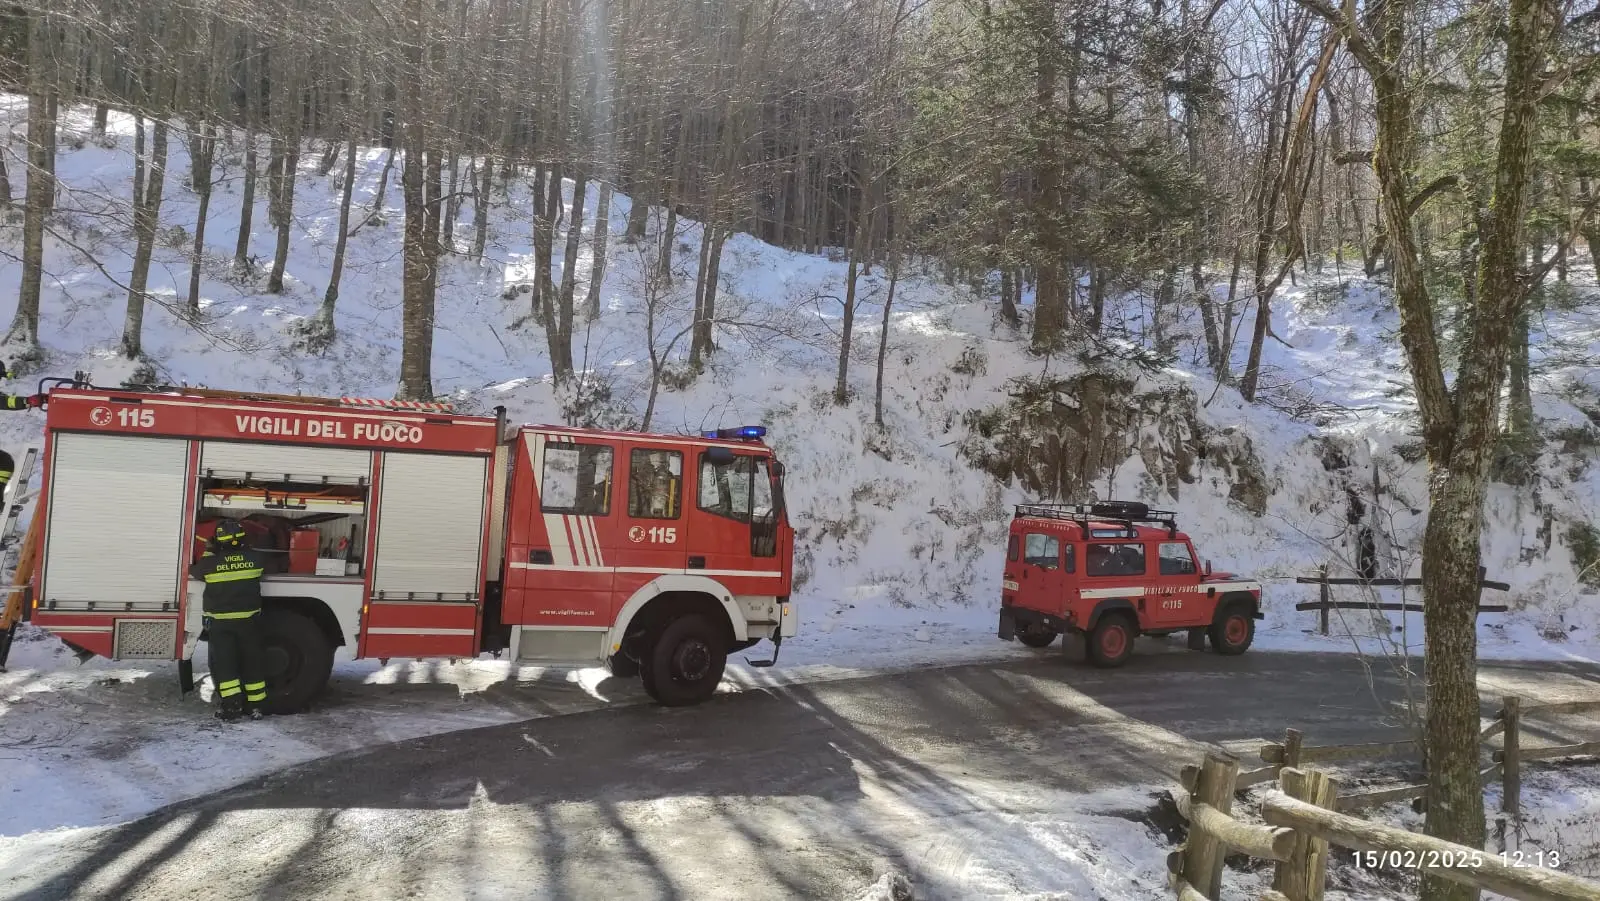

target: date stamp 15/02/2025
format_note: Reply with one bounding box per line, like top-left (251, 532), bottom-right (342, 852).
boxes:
top-left (1357, 849), bottom-right (1562, 870)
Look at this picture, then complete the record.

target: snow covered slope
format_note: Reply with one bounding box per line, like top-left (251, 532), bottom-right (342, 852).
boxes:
top-left (3, 96), bottom-right (1600, 663)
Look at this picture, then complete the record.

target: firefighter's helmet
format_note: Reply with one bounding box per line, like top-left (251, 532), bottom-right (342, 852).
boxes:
top-left (213, 519), bottom-right (247, 547)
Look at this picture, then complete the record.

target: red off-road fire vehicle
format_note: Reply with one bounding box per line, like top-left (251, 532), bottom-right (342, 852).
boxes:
top-left (0, 381), bottom-right (796, 709)
top-left (996, 501), bottom-right (1262, 666)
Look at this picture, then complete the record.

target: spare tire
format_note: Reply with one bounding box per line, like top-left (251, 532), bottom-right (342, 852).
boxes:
top-left (1091, 500), bottom-right (1149, 519)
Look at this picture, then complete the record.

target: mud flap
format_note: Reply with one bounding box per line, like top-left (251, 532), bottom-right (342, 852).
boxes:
top-left (997, 609), bottom-right (1016, 642)
top-left (1187, 629), bottom-right (1207, 651)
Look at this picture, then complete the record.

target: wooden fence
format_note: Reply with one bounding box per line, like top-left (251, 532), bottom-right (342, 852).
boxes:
top-left (1294, 564), bottom-right (1510, 635)
top-left (1238, 697), bottom-right (1600, 816)
top-left (1168, 752), bottom-right (1600, 901)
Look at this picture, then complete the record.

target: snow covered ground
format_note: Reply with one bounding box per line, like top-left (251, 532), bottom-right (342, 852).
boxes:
top-left (4, 98), bottom-right (1600, 894)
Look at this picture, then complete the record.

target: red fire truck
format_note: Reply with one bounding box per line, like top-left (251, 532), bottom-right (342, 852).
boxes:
top-left (4, 382), bottom-right (796, 709)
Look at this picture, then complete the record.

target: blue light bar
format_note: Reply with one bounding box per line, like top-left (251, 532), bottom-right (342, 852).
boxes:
top-left (701, 425), bottom-right (768, 440)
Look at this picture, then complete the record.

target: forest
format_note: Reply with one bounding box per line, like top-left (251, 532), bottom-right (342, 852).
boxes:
top-left (3, 0), bottom-right (1598, 898)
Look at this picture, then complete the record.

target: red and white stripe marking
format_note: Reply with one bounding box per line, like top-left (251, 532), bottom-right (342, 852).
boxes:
top-left (340, 397), bottom-right (456, 412)
top-left (528, 432), bottom-right (605, 568)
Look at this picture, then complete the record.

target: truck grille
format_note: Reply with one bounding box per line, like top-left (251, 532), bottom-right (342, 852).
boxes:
top-left (114, 620), bottom-right (176, 659)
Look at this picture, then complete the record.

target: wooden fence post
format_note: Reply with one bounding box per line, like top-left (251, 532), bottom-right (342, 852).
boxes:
top-left (1273, 768), bottom-right (1339, 901)
top-left (1319, 564), bottom-right (1330, 636)
top-left (1502, 696), bottom-right (1521, 818)
top-left (1283, 728), bottom-right (1304, 770)
top-left (1181, 752), bottom-right (1241, 900)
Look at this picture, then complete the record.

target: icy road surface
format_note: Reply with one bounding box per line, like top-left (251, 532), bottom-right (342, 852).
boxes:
top-left (7, 648), bottom-right (1600, 901)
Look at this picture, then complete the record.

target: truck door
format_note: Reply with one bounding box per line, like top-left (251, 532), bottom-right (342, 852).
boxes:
top-left (684, 448), bottom-right (786, 593)
top-left (1154, 540), bottom-right (1201, 626)
top-left (1015, 531), bottom-right (1069, 613)
top-left (612, 441), bottom-right (690, 616)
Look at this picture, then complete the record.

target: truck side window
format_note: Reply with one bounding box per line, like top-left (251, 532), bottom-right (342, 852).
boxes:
top-left (698, 453), bottom-right (754, 522)
top-left (1023, 533), bottom-right (1060, 569)
top-left (1087, 542), bottom-right (1145, 577)
top-left (1159, 541), bottom-right (1197, 575)
top-left (629, 448), bottom-right (683, 519)
top-left (541, 443), bottom-right (614, 515)
top-left (1063, 543), bottom-right (1076, 573)
top-left (1007, 536), bottom-right (1019, 562)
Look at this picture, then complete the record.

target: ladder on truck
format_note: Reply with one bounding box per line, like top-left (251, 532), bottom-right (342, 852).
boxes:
top-left (0, 448), bottom-right (43, 671)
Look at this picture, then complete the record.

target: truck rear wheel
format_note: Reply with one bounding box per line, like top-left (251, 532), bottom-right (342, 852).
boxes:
top-left (1087, 613), bottom-right (1136, 668)
top-left (640, 614), bottom-right (728, 707)
top-left (1017, 624), bottom-right (1057, 648)
top-left (260, 607), bottom-right (334, 715)
top-left (1208, 603), bottom-right (1255, 656)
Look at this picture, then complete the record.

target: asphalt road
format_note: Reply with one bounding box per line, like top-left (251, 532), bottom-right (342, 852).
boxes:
top-left (9, 645), bottom-right (1600, 901)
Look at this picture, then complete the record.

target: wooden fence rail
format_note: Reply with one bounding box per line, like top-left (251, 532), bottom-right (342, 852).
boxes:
top-left (1294, 564), bottom-right (1509, 634)
top-left (1251, 696), bottom-right (1600, 819)
top-left (1169, 751), bottom-right (1600, 901)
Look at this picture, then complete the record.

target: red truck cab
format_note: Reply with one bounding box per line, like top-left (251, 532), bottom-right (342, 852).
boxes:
top-left (996, 501), bottom-right (1262, 666)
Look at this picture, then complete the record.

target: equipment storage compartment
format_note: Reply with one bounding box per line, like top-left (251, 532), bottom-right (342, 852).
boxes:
top-left (193, 441), bottom-right (373, 579)
top-left (361, 450), bottom-right (490, 660)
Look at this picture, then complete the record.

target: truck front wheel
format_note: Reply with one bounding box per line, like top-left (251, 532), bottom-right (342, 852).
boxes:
top-left (1208, 603), bottom-right (1255, 656)
top-left (260, 607), bottom-right (334, 715)
top-left (640, 614), bottom-right (728, 707)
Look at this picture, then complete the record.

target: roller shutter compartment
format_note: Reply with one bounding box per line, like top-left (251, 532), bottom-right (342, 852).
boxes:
top-left (43, 434), bottom-right (190, 610)
top-left (372, 452), bottom-right (488, 598)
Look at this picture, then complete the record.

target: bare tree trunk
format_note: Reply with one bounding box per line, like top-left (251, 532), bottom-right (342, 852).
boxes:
top-left (472, 154), bottom-right (492, 261)
top-left (998, 268), bottom-right (1019, 325)
top-left (534, 164), bottom-right (563, 327)
top-left (92, 103), bottom-right (110, 140)
top-left (314, 137), bottom-right (359, 344)
top-left (1027, 0), bottom-right (1066, 352)
top-left (690, 223), bottom-right (713, 366)
top-left (691, 227), bottom-right (726, 367)
top-left (442, 152), bottom-right (460, 252)
top-left (399, 146), bottom-right (436, 400)
top-left (658, 204), bottom-right (678, 283)
top-left (317, 139), bottom-right (340, 176)
top-left (558, 171), bottom-right (588, 354)
top-left (0, 149), bottom-right (10, 211)
top-left (626, 196), bottom-right (648, 241)
top-left (8, 40), bottom-right (55, 350)
top-left (233, 134), bottom-right (257, 277)
top-left (873, 247), bottom-right (901, 428)
top-left (834, 196), bottom-right (871, 405)
top-left (367, 147), bottom-right (395, 225)
top-left (187, 122), bottom-right (217, 314)
top-left (266, 136), bottom-right (300, 294)
top-left (122, 116), bottom-right (168, 360)
top-left (585, 182), bottom-right (612, 320)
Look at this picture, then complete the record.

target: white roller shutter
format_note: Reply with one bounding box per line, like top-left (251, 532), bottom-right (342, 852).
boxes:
top-left (44, 434), bottom-right (190, 609)
top-left (372, 453), bottom-right (488, 596)
top-left (201, 441), bottom-right (371, 483)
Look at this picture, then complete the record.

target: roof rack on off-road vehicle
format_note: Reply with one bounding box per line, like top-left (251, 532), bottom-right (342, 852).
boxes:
top-left (1012, 501), bottom-right (1180, 539)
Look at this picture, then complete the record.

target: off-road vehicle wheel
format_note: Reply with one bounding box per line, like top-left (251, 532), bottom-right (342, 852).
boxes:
top-left (1208, 603), bottom-right (1255, 656)
top-left (1017, 624), bottom-right (1057, 648)
top-left (1087, 613), bottom-right (1136, 668)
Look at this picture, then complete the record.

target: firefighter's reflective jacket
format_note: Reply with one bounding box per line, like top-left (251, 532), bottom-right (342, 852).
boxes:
top-left (189, 547), bottom-right (267, 617)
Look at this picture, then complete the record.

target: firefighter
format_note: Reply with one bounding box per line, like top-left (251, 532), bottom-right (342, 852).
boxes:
top-left (190, 518), bottom-right (270, 721)
top-left (0, 359), bottom-right (46, 501)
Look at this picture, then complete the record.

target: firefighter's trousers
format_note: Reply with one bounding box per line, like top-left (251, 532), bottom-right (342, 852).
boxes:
top-left (206, 611), bottom-right (268, 712)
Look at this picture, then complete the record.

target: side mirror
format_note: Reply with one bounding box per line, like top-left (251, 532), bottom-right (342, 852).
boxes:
top-left (706, 447), bottom-right (736, 465)
top-left (1204, 560), bottom-right (1212, 577)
